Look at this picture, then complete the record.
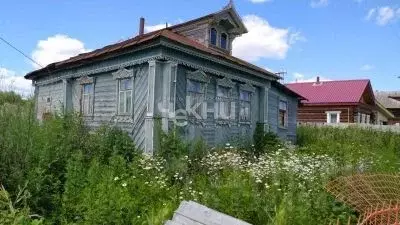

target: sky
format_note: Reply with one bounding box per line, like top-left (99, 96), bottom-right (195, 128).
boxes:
top-left (0, 0), bottom-right (399, 96)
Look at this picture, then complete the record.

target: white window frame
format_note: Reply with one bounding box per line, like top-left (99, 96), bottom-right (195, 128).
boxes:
top-left (82, 83), bottom-right (94, 116)
top-left (78, 76), bottom-right (95, 117)
top-left (112, 67), bottom-right (135, 117)
top-left (239, 90), bottom-right (251, 122)
top-left (186, 79), bottom-right (207, 119)
top-left (279, 100), bottom-right (288, 128)
top-left (216, 85), bottom-right (232, 120)
top-left (215, 77), bottom-right (236, 121)
top-left (118, 78), bottom-right (133, 115)
top-left (326, 111), bottom-right (341, 124)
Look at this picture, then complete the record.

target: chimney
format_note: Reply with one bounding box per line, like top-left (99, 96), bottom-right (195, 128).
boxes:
top-left (316, 76), bottom-right (320, 84)
top-left (139, 17), bottom-right (145, 36)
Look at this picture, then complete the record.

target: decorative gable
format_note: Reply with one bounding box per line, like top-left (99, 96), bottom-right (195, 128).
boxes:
top-left (170, 1), bottom-right (247, 55)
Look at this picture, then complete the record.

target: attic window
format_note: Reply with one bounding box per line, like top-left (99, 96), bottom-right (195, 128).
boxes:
top-left (210, 28), bottom-right (217, 46)
top-left (220, 33), bottom-right (228, 49)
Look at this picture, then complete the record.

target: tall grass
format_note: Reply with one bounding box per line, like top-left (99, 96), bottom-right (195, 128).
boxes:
top-left (297, 125), bottom-right (400, 173)
top-left (1, 91), bottom-right (398, 225)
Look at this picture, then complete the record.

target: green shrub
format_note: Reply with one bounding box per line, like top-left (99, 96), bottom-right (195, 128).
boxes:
top-left (0, 185), bottom-right (43, 225)
top-left (252, 123), bottom-right (281, 156)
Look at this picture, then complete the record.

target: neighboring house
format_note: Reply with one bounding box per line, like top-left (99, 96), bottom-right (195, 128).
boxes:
top-left (286, 78), bottom-right (376, 124)
top-left (24, 2), bottom-right (302, 154)
top-left (375, 91), bottom-right (400, 125)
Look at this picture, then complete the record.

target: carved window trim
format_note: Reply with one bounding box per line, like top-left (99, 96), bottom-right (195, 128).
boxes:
top-left (239, 83), bottom-right (256, 93)
top-left (78, 76), bottom-right (95, 117)
top-left (238, 83), bottom-right (255, 124)
top-left (186, 70), bottom-right (209, 120)
top-left (112, 67), bottom-right (135, 116)
top-left (215, 77), bottom-right (235, 121)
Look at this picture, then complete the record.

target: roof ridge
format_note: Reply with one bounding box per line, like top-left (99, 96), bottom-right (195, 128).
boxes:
top-left (287, 79), bottom-right (370, 85)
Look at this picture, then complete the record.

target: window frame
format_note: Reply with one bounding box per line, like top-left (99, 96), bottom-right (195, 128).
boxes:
top-left (220, 33), bottom-right (228, 50)
top-left (215, 77), bottom-right (236, 121)
top-left (112, 67), bottom-right (135, 117)
top-left (278, 100), bottom-right (288, 128)
top-left (239, 90), bottom-right (252, 123)
top-left (185, 70), bottom-right (209, 120)
top-left (117, 78), bottom-right (133, 115)
top-left (326, 111), bottom-right (341, 124)
top-left (210, 28), bottom-right (218, 46)
top-left (186, 79), bottom-right (207, 120)
top-left (216, 85), bottom-right (232, 120)
top-left (81, 83), bottom-right (94, 116)
top-left (78, 76), bottom-right (95, 117)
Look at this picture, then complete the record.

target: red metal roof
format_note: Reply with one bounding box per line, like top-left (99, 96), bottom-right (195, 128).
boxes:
top-left (286, 79), bottom-right (371, 104)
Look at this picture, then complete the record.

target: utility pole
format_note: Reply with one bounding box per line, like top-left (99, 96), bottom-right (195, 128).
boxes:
top-left (275, 70), bottom-right (287, 83)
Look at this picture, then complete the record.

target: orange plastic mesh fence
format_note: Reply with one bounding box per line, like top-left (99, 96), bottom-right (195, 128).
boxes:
top-left (326, 174), bottom-right (400, 225)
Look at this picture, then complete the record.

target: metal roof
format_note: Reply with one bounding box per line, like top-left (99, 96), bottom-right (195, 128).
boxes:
top-left (286, 79), bottom-right (372, 105)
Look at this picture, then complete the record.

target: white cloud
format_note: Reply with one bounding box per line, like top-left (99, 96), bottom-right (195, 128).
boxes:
top-left (232, 15), bottom-right (304, 62)
top-left (289, 31), bottom-right (307, 45)
top-left (248, 0), bottom-right (272, 3)
top-left (31, 34), bottom-right (90, 69)
top-left (0, 67), bottom-right (33, 96)
top-left (366, 8), bottom-right (376, 20)
top-left (360, 64), bottom-right (374, 71)
top-left (291, 72), bottom-right (332, 83)
top-left (144, 23), bottom-right (171, 32)
top-left (366, 6), bottom-right (400, 26)
top-left (310, 0), bottom-right (328, 8)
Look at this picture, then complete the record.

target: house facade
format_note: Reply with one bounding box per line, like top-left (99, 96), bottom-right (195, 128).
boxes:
top-left (286, 78), bottom-right (377, 124)
top-left (25, 3), bottom-right (301, 154)
top-left (375, 91), bottom-right (400, 125)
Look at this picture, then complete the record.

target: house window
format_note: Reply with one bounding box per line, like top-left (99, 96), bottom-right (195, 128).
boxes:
top-left (239, 90), bottom-right (251, 122)
top-left (220, 33), bottom-right (228, 49)
top-left (187, 79), bottom-right (205, 119)
top-left (279, 100), bottom-right (288, 127)
top-left (326, 111), bottom-right (341, 124)
top-left (210, 28), bottom-right (217, 46)
top-left (82, 83), bottom-right (94, 115)
top-left (118, 78), bottom-right (133, 114)
top-left (217, 86), bottom-right (231, 119)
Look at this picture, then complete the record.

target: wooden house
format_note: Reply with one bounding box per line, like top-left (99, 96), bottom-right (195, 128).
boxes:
top-left (24, 2), bottom-right (302, 154)
top-left (286, 78), bottom-right (377, 124)
top-left (375, 91), bottom-right (400, 125)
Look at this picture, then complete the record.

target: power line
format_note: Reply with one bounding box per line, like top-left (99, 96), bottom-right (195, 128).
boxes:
top-left (0, 36), bottom-right (44, 68)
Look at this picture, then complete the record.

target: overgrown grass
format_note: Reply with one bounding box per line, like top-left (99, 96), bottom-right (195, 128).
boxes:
top-left (1, 91), bottom-right (399, 225)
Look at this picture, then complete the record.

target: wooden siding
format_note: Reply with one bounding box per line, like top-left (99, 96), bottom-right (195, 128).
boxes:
top-left (172, 65), bottom-right (297, 146)
top-left (36, 81), bottom-right (64, 120)
top-left (297, 105), bottom-right (356, 124)
top-left (33, 44), bottom-right (299, 152)
top-left (35, 64), bottom-right (149, 150)
top-left (268, 86), bottom-right (298, 142)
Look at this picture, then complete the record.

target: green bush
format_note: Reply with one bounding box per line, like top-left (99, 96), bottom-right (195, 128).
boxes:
top-left (253, 123), bottom-right (281, 156)
top-left (0, 185), bottom-right (43, 225)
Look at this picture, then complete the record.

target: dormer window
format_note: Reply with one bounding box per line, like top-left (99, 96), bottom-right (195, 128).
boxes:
top-left (210, 28), bottom-right (217, 46)
top-left (220, 33), bottom-right (228, 49)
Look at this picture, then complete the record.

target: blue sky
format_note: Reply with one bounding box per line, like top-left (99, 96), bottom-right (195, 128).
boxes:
top-left (0, 0), bottom-right (399, 95)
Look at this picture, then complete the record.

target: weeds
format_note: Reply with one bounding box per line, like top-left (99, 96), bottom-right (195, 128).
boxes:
top-left (0, 91), bottom-right (397, 225)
